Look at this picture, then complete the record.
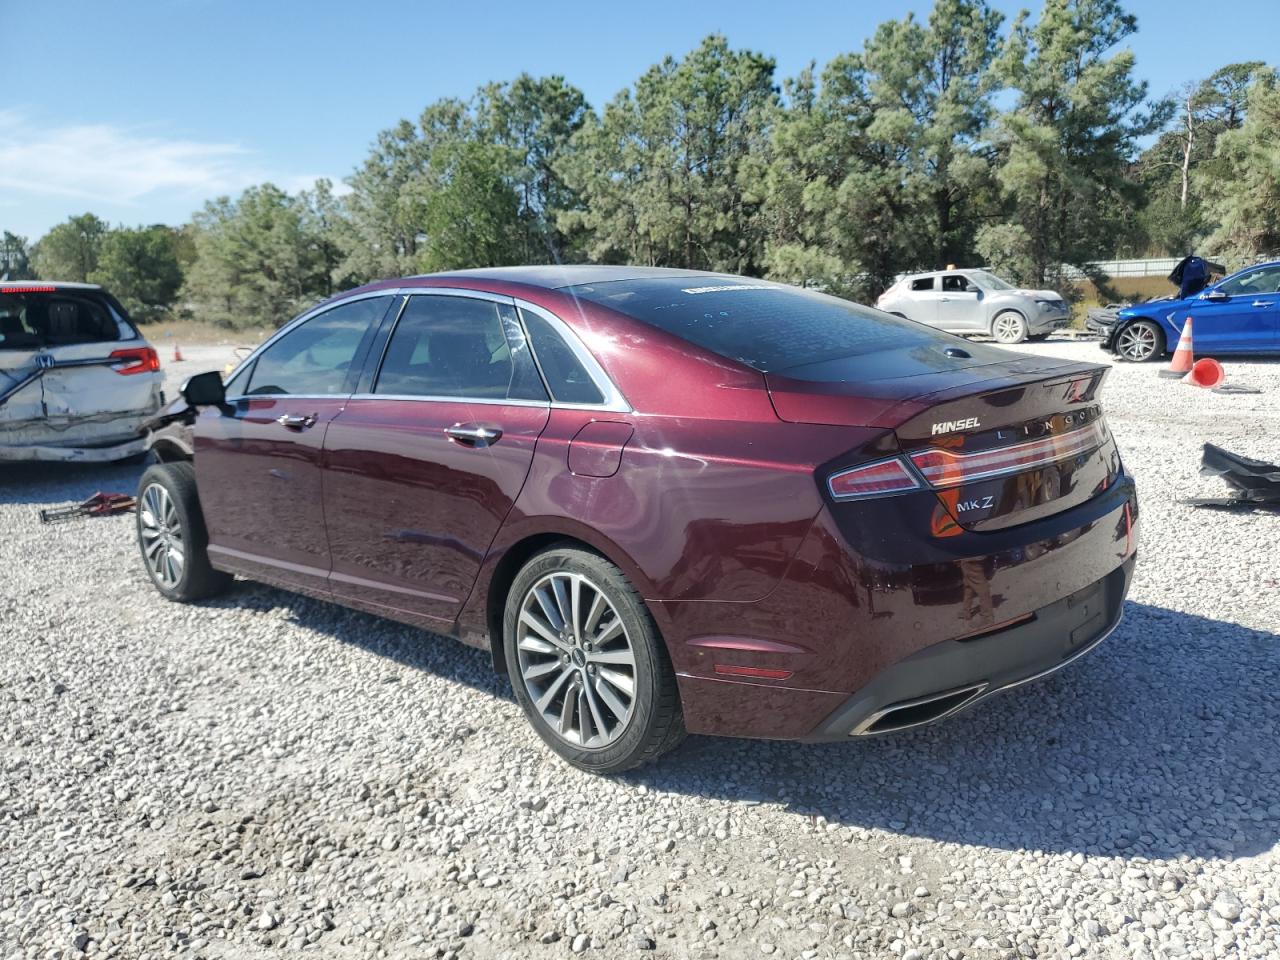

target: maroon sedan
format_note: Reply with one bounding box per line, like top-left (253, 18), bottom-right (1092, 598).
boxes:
top-left (137, 267), bottom-right (1137, 773)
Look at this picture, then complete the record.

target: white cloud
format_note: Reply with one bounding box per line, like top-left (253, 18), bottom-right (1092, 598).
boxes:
top-left (0, 110), bottom-right (264, 204)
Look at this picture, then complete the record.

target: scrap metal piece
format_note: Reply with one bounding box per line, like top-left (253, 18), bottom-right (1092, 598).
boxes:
top-left (39, 492), bottom-right (136, 524)
top-left (1184, 443), bottom-right (1280, 511)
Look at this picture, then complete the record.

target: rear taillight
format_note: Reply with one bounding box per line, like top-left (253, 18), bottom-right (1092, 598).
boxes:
top-left (908, 421), bottom-right (1106, 488)
top-left (109, 346), bottom-right (160, 375)
top-left (827, 458), bottom-right (923, 500)
top-left (827, 420), bottom-right (1108, 501)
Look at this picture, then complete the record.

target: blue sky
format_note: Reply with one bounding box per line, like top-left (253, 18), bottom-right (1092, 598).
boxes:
top-left (2, 0), bottom-right (1273, 241)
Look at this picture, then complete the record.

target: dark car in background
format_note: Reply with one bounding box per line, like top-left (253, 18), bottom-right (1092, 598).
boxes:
top-left (136, 267), bottom-right (1138, 773)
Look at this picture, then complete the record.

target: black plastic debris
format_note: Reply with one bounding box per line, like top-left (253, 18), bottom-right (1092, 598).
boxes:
top-left (1183, 443), bottom-right (1280, 512)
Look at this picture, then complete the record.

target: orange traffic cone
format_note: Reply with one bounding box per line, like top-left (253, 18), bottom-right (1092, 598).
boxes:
top-left (1184, 357), bottom-right (1224, 388)
top-left (1158, 317), bottom-right (1194, 378)
top-left (173, 343), bottom-right (184, 362)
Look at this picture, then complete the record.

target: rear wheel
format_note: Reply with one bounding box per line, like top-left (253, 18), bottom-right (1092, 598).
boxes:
top-left (1114, 320), bottom-right (1164, 362)
top-left (503, 547), bottom-right (684, 774)
top-left (992, 311), bottom-right (1028, 344)
top-left (136, 462), bottom-right (231, 602)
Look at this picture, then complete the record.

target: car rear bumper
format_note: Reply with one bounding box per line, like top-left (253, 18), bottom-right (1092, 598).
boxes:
top-left (668, 474), bottom-right (1139, 740)
top-left (0, 434), bottom-right (148, 462)
top-left (801, 555), bottom-right (1133, 739)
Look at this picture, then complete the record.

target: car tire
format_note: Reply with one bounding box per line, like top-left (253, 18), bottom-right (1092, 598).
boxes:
top-left (503, 546), bottom-right (684, 774)
top-left (136, 462), bottom-right (231, 602)
top-left (1113, 319), bottom-right (1165, 362)
top-left (992, 310), bottom-right (1028, 344)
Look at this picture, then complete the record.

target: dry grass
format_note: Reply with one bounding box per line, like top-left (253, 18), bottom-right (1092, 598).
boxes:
top-left (138, 318), bottom-right (273, 347)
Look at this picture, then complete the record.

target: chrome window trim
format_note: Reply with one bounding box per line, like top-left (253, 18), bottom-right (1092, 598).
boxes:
top-left (348, 393), bottom-right (550, 408)
top-left (221, 286), bottom-right (630, 413)
top-left (514, 298), bottom-right (631, 413)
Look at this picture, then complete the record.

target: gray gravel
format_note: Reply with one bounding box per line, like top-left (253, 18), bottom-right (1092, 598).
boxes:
top-left (2, 339), bottom-right (1279, 959)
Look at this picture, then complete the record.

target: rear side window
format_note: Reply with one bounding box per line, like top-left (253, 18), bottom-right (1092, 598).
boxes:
top-left (520, 308), bottom-right (605, 405)
top-left (374, 295), bottom-right (547, 401)
top-left (245, 296), bottom-right (388, 396)
top-left (566, 277), bottom-right (943, 374)
top-left (0, 292), bottom-right (122, 349)
top-left (910, 277), bottom-right (935, 291)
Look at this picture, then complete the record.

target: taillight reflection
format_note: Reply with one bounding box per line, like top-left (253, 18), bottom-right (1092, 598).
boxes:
top-left (109, 346), bottom-right (160, 375)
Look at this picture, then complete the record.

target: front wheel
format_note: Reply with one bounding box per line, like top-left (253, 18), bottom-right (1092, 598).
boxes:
top-left (503, 547), bottom-right (684, 774)
top-left (1114, 320), bottom-right (1164, 362)
top-left (992, 311), bottom-right (1028, 344)
top-left (136, 462), bottom-right (231, 602)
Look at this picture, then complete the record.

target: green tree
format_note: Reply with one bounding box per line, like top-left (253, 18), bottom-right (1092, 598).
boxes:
top-left (1, 232), bottom-right (35, 280)
top-left (979, 0), bottom-right (1163, 285)
top-left (419, 140), bottom-right (525, 272)
top-left (476, 74), bottom-right (589, 261)
top-left (559, 35), bottom-right (777, 272)
top-left (88, 225), bottom-right (184, 322)
top-left (1136, 62), bottom-right (1270, 255)
top-left (31, 213), bottom-right (108, 282)
top-left (1204, 73), bottom-right (1280, 264)
top-left (184, 184), bottom-right (326, 328)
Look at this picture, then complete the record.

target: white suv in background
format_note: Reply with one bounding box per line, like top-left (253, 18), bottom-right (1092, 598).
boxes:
top-left (876, 268), bottom-right (1071, 344)
top-left (0, 281), bottom-right (163, 462)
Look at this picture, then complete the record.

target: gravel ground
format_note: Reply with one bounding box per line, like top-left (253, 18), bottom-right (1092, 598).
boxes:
top-left (2, 340), bottom-right (1279, 960)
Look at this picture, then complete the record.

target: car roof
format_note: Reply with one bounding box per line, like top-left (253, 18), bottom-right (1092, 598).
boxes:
top-left (0, 280), bottom-right (104, 291)
top-left (409, 264), bottom-right (736, 290)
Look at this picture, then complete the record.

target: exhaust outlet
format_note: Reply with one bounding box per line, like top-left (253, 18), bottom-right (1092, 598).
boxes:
top-left (852, 683), bottom-right (989, 736)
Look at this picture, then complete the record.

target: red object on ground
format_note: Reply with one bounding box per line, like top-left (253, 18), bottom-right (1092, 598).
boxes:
top-left (1185, 357), bottom-right (1225, 388)
top-left (1167, 317), bottom-right (1195, 373)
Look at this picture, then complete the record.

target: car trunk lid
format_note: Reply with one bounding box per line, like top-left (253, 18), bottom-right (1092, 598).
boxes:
top-left (767, 349), bottom-right (1121, 531)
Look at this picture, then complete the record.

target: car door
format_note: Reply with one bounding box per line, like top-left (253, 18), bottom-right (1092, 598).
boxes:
top-left (1189, 264), bottom-right (1280, 353)
top-left (321, 291), bottom-right (551, 625)
top-left (195, 294), bottom-right (392, 595)
top-left (900, 275), bottom-right (941, 327)
top-left (937, 274), bottom-right (983, 332)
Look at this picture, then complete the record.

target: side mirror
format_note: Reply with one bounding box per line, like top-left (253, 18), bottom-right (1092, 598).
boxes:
top-left (1202, 289), bottom-right (1228, 301)
top-left (181, 370), bottom-right (227, 407)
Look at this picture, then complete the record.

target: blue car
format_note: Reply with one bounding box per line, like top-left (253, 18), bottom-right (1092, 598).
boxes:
top-left (1104, 260), bottom-right (1280, 362)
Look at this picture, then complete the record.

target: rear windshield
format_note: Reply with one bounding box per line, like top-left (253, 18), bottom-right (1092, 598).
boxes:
top-left (565, 277), bottom-right (941, 373)
top-left (0, 291), bottom-right (126, 349)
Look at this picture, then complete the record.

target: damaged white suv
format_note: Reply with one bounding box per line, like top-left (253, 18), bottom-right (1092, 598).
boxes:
top-left (0, 282), bottom-right (163, 462)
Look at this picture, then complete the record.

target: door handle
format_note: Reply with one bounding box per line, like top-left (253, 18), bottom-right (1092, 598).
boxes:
top-left (1252, 300), bottom-right (1273, 308)
top-left (276, 413), bottom-right (317, 430)
top-left (446, 424), bottom-right (502, 447)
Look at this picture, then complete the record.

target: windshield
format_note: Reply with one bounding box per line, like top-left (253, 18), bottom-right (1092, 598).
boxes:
top-left (566, 277), bottom-right (944, 373)
top-left (0, 291), bottom-right (126, 350)
top-left (969, 270), bottom-right (1013, 291)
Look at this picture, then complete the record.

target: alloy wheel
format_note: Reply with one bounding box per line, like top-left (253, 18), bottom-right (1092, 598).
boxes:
top-left (1116, 323), bottom-right (1158, 362)
top-left (139, 482), bottom-right (185, 589)
top-left (994, 313), bottom-right (1025, 343)
top-left (516, 571), bottom-right (637, 748)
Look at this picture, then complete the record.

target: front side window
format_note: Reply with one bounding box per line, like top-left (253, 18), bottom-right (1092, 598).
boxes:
top-left (1217, 265), bottom-right (1280, 297)
top-left (942, 275), bottom-right (972, 293)
top-left (374, 295), bottom-right (547, 401)
top-left (245, 296), bottom-right (388, 396)
top-left (910, 277), bottom-right (935, 292)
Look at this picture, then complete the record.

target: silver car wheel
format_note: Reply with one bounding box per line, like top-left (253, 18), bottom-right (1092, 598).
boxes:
top-left (993, 312), bottom-right (1027, 343)
top-left (139, 482), bottom-right (185, 589)
top-left (1115, 322), bottom-right (1159, 362)
top-left (516, 571), bottom-right (637, 749)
